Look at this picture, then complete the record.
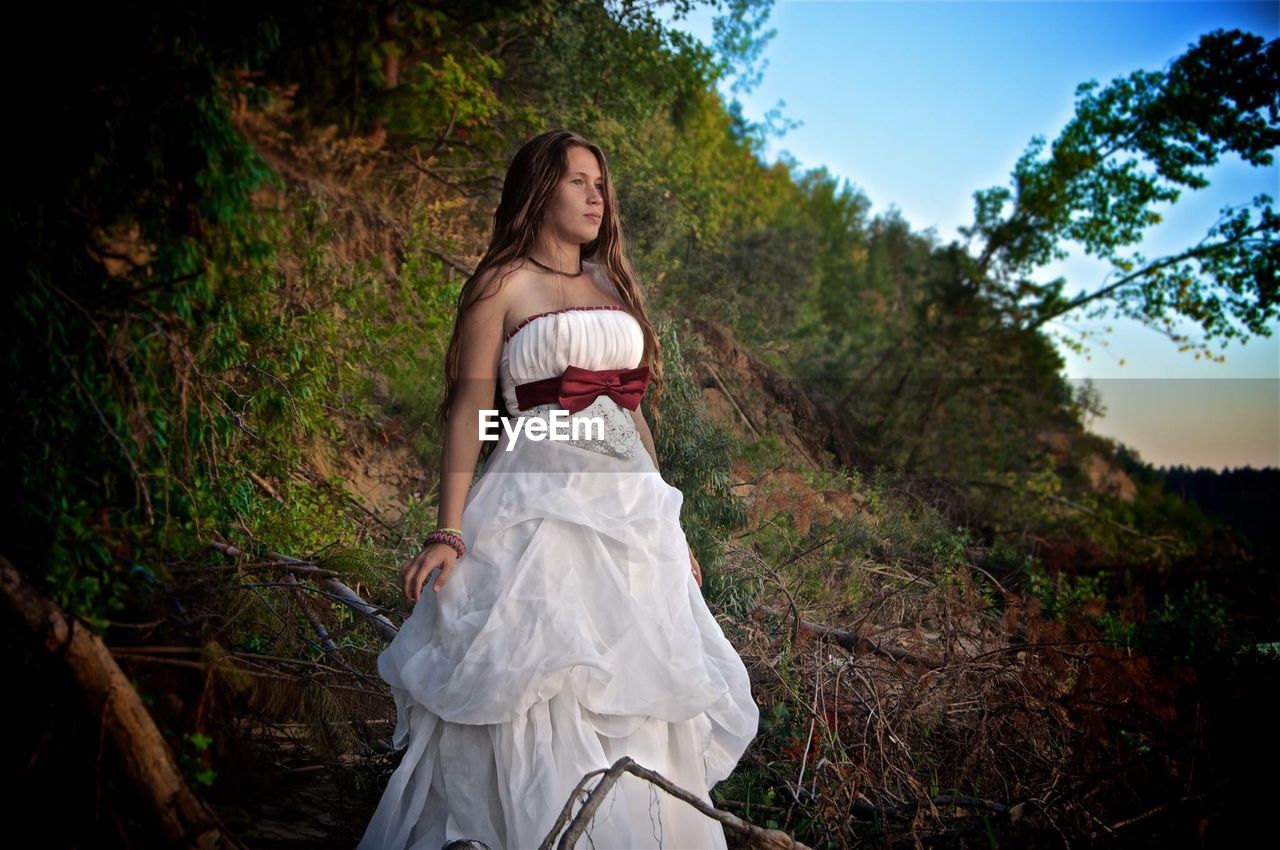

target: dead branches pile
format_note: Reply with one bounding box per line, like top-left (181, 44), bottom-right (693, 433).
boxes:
top-left (718, 536), bottom-right (1176, 846)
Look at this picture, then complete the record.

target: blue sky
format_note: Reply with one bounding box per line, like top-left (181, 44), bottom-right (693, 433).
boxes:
top-left (654, 0), bottom-right (1279, 470)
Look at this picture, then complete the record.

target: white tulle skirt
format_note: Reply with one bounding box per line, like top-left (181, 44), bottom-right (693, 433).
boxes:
top-left (357, 416), bottom-right (759, 850)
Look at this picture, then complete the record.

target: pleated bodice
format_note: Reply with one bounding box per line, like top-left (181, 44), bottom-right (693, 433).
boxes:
top-left (499, 306), bottom-right (644, 416)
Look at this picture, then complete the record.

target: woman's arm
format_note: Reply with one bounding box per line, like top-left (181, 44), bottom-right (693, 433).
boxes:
top-left (401, 276), bottom-right (507, 601)
top-left (436, 276), bottom-right (507, 529)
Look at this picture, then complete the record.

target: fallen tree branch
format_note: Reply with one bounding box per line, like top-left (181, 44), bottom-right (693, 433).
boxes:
top-left (170, 561), bottom-right (342, 579)
top-left (110, 652), bottom-right (379, 697)
top-left (703, 362), bottom-right (762, 438)
top-left (753, 604), bottom-right (944, 669)
top-left (207, 540), bottom-right (398, 641)
top-left (0, 555), bottom-right (247, 849)
top-left (540, 755), bottom-right (812, 850)
top-left (853, 792), bottom-right (1009, 820)
top-left (283, 572), bottom-right (340, 655)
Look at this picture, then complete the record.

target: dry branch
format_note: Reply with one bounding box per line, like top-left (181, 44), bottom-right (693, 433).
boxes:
top-left (283, 571), bottom-right (340, 655)
top-left (207, 540), bottom-right (398, 641)
top-left (703, 362), bottom-right (762, 438)
top-left (754, 604), bottom-right (943, 668)
top-left (539, 755), bottom-right (811, 850)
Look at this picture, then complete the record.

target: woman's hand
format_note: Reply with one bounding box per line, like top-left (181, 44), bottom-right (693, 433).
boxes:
top-left (688, 545), bottom-right (703, 588)
top-left (399, 542), bottom-right (459, 602)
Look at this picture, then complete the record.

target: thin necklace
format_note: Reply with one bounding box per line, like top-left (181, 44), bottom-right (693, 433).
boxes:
top-left (527, 255), bottom-right (584, 277)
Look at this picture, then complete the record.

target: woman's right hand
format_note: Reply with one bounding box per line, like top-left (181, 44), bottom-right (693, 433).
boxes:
top-left (400, 542), bottom-right (459, 602)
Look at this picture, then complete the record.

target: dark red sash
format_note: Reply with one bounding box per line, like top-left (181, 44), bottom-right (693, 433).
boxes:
top-left (514, 364), bottom-right (650, 413)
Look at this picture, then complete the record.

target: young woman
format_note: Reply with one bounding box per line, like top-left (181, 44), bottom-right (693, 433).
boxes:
top-left (357, 129), bottom-right (758, 850)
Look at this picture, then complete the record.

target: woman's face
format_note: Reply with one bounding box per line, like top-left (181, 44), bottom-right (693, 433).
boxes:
top-left (544, 145), bottom-right (604, 246)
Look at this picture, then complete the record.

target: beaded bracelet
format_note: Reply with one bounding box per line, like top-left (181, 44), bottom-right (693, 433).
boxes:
top-left (436, 527), bottom-right (463, 554)
top-left (423, 528), bottom-right (466, 558)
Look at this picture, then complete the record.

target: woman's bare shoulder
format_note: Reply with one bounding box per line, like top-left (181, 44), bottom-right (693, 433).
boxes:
top-left (468, 259), bottom-right (537, 314)
top-left (473, 258), bottom-right (530, 293)
top-left (467, 260), bottom-right (544, 341)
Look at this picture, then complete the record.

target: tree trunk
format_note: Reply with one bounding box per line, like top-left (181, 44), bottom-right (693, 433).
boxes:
top-left (0, 555), bottom-right (247, 849)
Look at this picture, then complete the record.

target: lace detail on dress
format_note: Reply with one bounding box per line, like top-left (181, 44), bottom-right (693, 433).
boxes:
top-left (520, 394), bottom-right (641, 460)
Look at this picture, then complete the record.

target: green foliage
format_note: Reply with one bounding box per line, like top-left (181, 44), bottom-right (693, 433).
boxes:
top-left (740, 432), bottom-right (788, 478)
top-left (827, 480), bottom-right (972, 579)
top-left (962, 29), bottom-right (1278, 361)
top-left (1029, 567), bottom-right (1111, 622)
top-left (649, 321), bottom-right (750, 576)
top-left (3, 3), bottom-right (287, 626)
top-left (9, 2), bottom-right (1264, 632)
top-left (301, 678), bottom-right (362, 761)
top-left (1134, 580), bottom-right (1232, 669)
top-left (4, 1), bottom-right (466, 636)
top-left (982, 536), bottom-right (1041, 579)
top-left (386, 47), bottom-right (506, 151)
top-left (180, 731), bottom-right (219, 788)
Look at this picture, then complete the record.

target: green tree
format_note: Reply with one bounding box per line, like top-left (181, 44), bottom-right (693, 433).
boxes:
top-left (958, 29), bottom-right (1279, 362)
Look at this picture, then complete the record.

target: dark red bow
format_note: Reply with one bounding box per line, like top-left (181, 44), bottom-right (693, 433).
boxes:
top-left (515, 364), bottom-right (650, 413)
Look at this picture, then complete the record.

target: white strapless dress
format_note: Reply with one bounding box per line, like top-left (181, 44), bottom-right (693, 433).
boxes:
top-left (356, 306), bottom-right (759, 850)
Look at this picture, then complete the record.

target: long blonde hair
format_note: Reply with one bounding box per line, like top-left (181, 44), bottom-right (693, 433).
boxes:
top-left (435, 129), bottom-right (666, 461)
